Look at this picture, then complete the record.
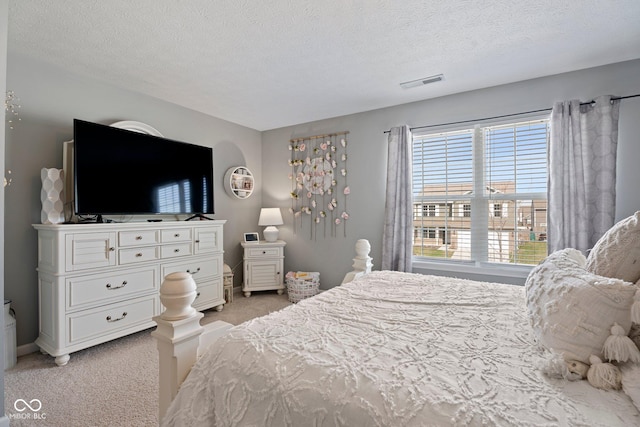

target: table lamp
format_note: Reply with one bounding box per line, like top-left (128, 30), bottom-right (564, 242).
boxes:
top-left (258, 208), bottom-right (284, 242)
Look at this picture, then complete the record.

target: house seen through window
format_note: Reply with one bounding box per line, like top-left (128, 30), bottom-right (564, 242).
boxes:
top-left (412, 118), bottom-right (549, 265)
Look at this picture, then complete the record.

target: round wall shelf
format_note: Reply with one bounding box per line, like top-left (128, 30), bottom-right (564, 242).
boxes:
top-left (224, 166), bottom-right (254, 199)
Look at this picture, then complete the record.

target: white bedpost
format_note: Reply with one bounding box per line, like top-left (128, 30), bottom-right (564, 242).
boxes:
top-left (152, 272), bottom-right (204, 420)
top-left (342, 239), bottom-right (373, 284)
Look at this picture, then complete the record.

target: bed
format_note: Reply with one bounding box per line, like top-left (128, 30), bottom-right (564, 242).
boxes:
top-left (154, 235), bottom-right (640, 426)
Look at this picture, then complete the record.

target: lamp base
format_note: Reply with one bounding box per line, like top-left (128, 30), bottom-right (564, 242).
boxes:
top-left (263, 226), bottom-right (279, 242)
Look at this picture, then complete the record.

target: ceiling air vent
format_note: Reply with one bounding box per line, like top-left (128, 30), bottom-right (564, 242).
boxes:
top-left (399, 74), bottom-right (444, 89)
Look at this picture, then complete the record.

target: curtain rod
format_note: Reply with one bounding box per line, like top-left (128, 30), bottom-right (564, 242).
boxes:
top-left (290, 131), bottom-right (349, 143)
top-left (384, 93), bottom-right (640, 134)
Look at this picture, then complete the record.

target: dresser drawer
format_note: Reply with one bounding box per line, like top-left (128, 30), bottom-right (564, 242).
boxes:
top-left (118, 230), bottom-right (159, 247)
top-left (67, 295), bottom-right (157, 345)
top-left (160, 243), bottom-right (192, 260)
top-left (161, 228), bottom-right (192, 243)
top-left (162, 255), bottom-right (222, 280)
top-left (245, 246), bottom-right (283, 258)
top-left (119, 246), bottom-right (159, 265)
top-left (66, 268), bottom-right (158, 311)
top-left (192, 278), bottom-right (223, 309)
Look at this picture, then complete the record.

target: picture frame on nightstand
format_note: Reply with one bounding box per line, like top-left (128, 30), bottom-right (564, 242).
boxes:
top-left (243, 232), bottom-right (259, 243)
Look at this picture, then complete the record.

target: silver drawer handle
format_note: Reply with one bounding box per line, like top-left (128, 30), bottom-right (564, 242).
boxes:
top-left (174, 248), bottom-right (180, 253)
top-left (174, 233), bottom-right (180, 238)
top-left (106, 281), bottom-right (127, 290)
top-left (106, 312), bottom-right (127, 322)
top-left (186, 267), bottom-right (200, 275)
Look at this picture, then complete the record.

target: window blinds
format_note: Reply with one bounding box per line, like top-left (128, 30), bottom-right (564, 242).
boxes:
top-left (412, 119), bottom-right (548, 265)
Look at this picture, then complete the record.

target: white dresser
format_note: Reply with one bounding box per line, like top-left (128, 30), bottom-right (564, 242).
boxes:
top-left (33, 220), bottom-right (226, 366)
top-left (241, 240), bottom-right (285, 297)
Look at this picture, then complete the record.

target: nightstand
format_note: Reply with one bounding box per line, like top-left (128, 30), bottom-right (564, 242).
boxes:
top-left (241, 240), bottom-right (286, 297)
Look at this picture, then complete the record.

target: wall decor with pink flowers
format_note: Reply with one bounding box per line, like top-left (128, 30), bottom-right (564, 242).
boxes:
top-left (288, 131), bottom-right (350, 239)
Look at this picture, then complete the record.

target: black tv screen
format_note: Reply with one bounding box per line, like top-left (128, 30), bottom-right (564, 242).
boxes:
top-left (73, 119), bottom-right (214, 217)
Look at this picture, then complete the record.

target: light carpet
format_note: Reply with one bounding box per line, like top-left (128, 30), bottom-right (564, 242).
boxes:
top-left (4, 290), bottom-right (291, 427)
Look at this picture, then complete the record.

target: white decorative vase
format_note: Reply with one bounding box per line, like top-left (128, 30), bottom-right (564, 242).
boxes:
top-left (40, 168), bottom-right (65, 224)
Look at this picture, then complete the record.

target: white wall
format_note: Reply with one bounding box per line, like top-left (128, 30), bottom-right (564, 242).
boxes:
top-left (262, 59), bottom-right (640, 288)
top-left (4, 53), bottom-right (263, 347)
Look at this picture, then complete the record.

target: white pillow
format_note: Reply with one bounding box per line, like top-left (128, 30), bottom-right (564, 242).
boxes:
top-left (525, 248), bottom-right (637, 364)
top-left (586, 211), bottom-right (640, 283)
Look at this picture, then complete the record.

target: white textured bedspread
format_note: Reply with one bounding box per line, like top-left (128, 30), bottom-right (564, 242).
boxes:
top-left (162, 271), bottom-right (640, 426)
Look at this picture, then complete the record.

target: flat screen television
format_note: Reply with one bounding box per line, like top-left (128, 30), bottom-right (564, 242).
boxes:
top-left (72, 119), bottom-right (214, 220)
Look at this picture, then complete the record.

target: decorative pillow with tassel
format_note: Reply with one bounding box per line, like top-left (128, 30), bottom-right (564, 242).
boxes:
top-left (525, 248), bottom-right (639, 364)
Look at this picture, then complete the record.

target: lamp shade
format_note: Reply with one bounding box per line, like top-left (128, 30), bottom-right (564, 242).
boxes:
top-left (258, 208), bottom-right (284, 226)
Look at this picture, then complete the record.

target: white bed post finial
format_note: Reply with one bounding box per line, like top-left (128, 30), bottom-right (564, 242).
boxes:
top-left (152, 272), bottom-right (204, 421)
top-left (342, 239), bottom-right (373, 284)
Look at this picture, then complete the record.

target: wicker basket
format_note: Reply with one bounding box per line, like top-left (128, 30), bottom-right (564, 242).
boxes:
top-left (286, 272), bottom-right (320, 303)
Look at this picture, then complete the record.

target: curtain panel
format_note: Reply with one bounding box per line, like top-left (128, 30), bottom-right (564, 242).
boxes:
top-left (548, 95), bottom-right (620, 254)
top-left (382, 125), bottom-right (413, 272)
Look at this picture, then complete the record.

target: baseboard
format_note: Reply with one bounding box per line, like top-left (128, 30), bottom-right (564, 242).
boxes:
top-left (17, 342), bottom-right (39, 357)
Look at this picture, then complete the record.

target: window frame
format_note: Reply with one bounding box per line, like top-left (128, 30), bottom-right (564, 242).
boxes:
top-left (411, 115), bottom-right (549, 276)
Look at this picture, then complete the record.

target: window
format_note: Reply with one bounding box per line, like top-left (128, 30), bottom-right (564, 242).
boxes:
top-left (425, 204), bottom-right (436, 217)
top-left (412, 119), bottom-right (548, 265)
top-left (420, 228), bottom-right (436, 239)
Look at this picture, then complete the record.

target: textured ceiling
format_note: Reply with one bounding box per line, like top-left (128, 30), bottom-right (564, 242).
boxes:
top-left (8, 1), bottom-right (640, 131)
